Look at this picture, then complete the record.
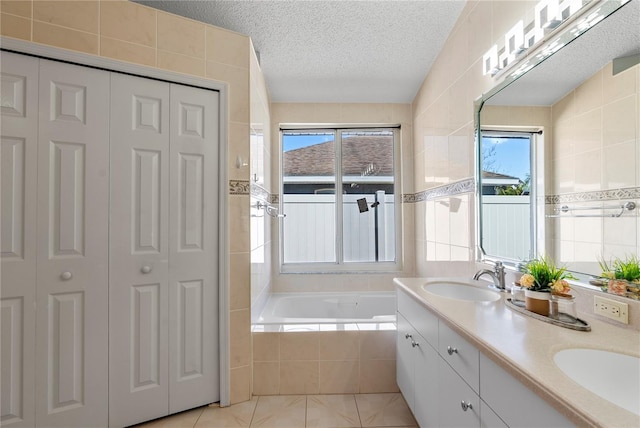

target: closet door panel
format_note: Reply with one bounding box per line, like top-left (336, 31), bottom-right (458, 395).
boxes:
top-left (168, 84), bottom-right (220, 412)
top-left (0, 51), bottom-right (38, 428)
top-left (109, 73), bottom-right (170, 428)
top-left (35, 59), bottom-right (109, 427)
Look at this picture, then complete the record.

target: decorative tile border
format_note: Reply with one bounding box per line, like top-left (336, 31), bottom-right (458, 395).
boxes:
top-left (229, 180), bottom-right (250, 195)
top-left (403, 178), bottom-right (475, 203)
top-left (545, 187), bottom-right (640, 204)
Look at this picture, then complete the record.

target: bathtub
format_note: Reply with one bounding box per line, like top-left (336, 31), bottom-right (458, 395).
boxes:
top-left (255, 291), bottom-right (396, 325)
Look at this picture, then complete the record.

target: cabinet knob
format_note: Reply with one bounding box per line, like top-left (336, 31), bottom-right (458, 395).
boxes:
top-left (460, 401), bottom-right (473, 411)
top-left (447, 346), bottom-right (458, 355)
top-left (411, 340), bottom-right (420, 348)
top-left (60, 271), bottom-right (73, 281)
top-left (141, 265), bottom-right (152, 274)
top-left (405, 333), bottom-right (413, 340)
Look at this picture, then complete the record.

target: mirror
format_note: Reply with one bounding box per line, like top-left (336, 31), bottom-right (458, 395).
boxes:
top-left (477, 0), bottom-right (640, 297)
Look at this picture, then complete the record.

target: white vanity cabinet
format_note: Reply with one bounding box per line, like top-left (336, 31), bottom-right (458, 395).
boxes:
top-left (396, 288), bottom-right (574, 428)
top-left (397, 292), bottom-right (440, 427)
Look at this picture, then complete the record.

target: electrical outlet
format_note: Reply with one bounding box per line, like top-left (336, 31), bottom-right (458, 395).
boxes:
top-left (594, 296), bottom-right (629, 324)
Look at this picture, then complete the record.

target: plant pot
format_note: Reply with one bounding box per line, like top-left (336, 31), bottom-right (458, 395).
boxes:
top-left (524, 290), bottom-right (551, 316)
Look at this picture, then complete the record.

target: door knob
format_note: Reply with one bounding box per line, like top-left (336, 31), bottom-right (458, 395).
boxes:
top-left (60, 271), bottom-right (73, 281)
top-left (141, 265), bottom-right (152, 274)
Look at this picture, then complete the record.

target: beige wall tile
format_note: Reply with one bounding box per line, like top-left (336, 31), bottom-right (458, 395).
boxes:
top-left (359, 360), bottom-right (399, 393)
top-left (603, 62), bottom-right (638, 105)
top-left (318, 331), bottom-right (359, 361)
top-left (33, 1), bottom-right (98, 34)
top-left (230, 309), bottom-right (251, 368)
top-left (230, 365), bottom-right (251, 405)
top-left (157, 11), bottom-right (205, 59)
top-left (207, 61), bottom-right (250, 124)
top-left (253, 362), bottom-right (280, 395)
top-left (206, 26), bottom-right (249, 69)
top-left (228, 122), bottom-right (251, 181)
top-left (229, 195), bottom-right (250, 254)
top-left (280, 332), bottom-right (319, 361)
top-left (603, 95), bottom-right (637, 147)
top-left (1, 1), bottom-right (32, 18)
top-left (157, 50), bottom-right (206, 77)
top-left (574, 70), bottom-right (603, 115)
top-left (253, 333), bottom-right (280, 362)
top-left (100, 36), bottom-right (155, 67)
top-left (230, 252), bottom-right (251, 310)
top-left (1, 12), bottom-right (31, 40)
top-left (318, 361), bottom-right (359, 394)
top-left (359, 330), bottom-right (396, 360)
top-left (279, 361), bottom-right (319, 394)
top-left (33, 20), bottom-right (98, 54)
top-left (100, 0), bottom-right (156, 47)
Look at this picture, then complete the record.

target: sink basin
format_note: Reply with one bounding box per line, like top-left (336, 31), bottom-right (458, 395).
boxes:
top-left (422, 280), bottom-right (501, 302)
top-left (554, 349), bottom-right (640, 415)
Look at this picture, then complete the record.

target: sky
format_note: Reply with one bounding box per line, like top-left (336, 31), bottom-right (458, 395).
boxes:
top-left (283, 133), bottom-right (333, 152)
top-left (481, 135), bottom-right (531, 180)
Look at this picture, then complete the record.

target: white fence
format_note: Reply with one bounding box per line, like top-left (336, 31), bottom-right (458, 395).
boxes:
top-left (282, 193), bottom-right (395, 263)
top-left (481, 195), bottom-right (530, 260)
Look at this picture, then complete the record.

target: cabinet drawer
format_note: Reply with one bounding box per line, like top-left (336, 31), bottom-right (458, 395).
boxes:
top-left (439, 322), bottom-right (480, 393)
top-left (397, 289), bottom-right (438, 347)
top-left (438, 356), bottom-right (480, 428)
top-left (480, 354), bottom-right (574, 427)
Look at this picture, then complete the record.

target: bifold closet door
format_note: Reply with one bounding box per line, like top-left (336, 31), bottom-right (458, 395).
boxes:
top-left (168, 84), bottom-right (220, 412)
top-left (1, 51), bottom-right (38, 428)
top-left (35, 59), bottom-right (110, 427)
top-left (109, 73), bottom-right (171, 428)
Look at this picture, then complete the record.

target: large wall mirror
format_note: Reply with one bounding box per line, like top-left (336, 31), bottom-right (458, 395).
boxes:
top-left (476, 0), bottom-right (640, 299)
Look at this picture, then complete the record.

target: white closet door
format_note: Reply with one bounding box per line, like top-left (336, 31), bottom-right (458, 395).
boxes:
top-left (109, 73), bottom-right (171, 427)
top-left (1, 51), bottom-right (38, 428)
top-left (168, 84), bottom-right (219, 412)
top-left (35, 59), bottom-right (109, 427)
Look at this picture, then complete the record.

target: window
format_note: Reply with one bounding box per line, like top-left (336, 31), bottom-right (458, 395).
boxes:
top-left (280, 127), bottom-right (400, 272)
top-left (479, 130), bottom-right (538, 262)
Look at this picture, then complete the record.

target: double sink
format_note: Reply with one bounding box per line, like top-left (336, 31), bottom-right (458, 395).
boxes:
top-left (421, 278), bottom-right (640, 417)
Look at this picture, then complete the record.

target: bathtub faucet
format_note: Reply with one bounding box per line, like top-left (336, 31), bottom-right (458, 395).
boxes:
top-left (473, 261), bottom-right (506, 291)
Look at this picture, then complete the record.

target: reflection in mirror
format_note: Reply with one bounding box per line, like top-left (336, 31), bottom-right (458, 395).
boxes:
top-left (479, 131), bottom-right (534, 261)
top-left (477, 0), bottom-right (640, 300)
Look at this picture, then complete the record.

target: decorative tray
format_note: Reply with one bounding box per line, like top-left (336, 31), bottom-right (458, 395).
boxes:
top-left (505, 298), bottom-right (591, 331)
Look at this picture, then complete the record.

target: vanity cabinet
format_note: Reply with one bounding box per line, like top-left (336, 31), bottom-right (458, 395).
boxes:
top-left (396, 288), bottom-right (574, 428)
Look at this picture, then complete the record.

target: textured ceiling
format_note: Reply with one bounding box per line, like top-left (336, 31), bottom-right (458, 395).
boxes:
top-left (486, 0), bottom-right (640, 106)
top-left (136, 0), bottom-right (466, 103)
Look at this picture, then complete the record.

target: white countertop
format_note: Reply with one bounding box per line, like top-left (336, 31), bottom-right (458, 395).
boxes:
top-left (394, 277), bottom-right (640, 428)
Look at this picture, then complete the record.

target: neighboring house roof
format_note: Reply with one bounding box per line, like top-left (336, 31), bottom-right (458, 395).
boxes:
top-left (284, 136), bottom-right (393, 177)
top-left (481, 171), bottom-right (520, 180)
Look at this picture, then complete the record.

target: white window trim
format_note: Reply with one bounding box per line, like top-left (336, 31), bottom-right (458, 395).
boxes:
top-left (278, 126), bottom-right (403, 274)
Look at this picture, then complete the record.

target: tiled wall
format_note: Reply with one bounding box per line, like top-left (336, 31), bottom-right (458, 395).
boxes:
top-left (412, 0), bottom-right (538, 277)
top-left (550, 62), bottom-right (640, 264)
top-left (1, 0), bottom-right (253, 405)
top-left (252, 325), bottom-right (398, 395)
top-left (269, 103), bottom-right (416, 291)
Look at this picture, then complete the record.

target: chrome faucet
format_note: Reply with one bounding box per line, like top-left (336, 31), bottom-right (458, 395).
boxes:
top-left (473, 261), bottom-right (506, 291)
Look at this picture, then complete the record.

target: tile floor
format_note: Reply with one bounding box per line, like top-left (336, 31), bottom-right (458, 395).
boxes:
top-left (135, 393), bottom-right (417, 428)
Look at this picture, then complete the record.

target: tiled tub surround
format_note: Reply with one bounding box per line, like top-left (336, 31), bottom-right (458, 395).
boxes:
top-left (395, 278), bottom-right (640, 427)
top-left (252, 323), bottom-right (398, 396)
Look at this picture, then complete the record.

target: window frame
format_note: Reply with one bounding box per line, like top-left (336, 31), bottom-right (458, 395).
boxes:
top-left (279, 125), bottom-right (403, 273)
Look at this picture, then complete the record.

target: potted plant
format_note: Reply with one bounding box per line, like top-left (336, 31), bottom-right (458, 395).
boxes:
top-left (599, 255), bottom-right (640, 299)
top-left (519, 256), bottom-right (575, 316)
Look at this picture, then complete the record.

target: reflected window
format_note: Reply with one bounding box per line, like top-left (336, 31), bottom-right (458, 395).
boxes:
top-left (480, 131), bottom-right (535, 261)
top-left (281, 128), bottom-right (399, 271)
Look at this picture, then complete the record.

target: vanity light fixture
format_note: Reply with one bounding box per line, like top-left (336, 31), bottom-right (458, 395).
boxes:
top-left (481, 0), bottom-right (630, 78)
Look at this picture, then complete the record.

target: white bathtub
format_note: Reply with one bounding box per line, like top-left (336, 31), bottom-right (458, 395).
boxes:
top-left (255, 292), bottom-right (396, 324)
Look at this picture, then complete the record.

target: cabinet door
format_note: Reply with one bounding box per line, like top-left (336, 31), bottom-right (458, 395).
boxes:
top-left (1, 51), bottom-right (38, 428)
top-left (438, 357), bottom-right (480, 428)
top-left (413, 334), bottom-right (439, 428)
top-left (109, 73), bottom-right (171, 427)
top-left (480, 400), bottom-right (508, 428)
top-left (396, 313), bottom-right (415, 410)
top-left (168, 83), bottom-right (219, 412)
top-left (35, 59), bottom-right (110, 427)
